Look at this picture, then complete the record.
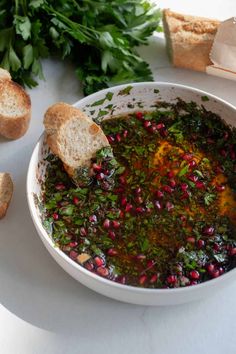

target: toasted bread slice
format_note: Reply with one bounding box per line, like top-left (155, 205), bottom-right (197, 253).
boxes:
top-left (44, 102), bottom-right (109, 177)
top-left (0, 173), bottom-right (13, 219)
top-left (163, 9), bottom-right (220, 72)
top-left (0, 68), bottom-right (31, 139)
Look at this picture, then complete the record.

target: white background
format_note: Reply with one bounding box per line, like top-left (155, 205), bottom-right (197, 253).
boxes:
top-left (1, 1), bottom-right (236, 353)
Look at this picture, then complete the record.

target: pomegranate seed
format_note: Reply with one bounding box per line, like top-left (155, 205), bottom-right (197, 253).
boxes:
top-left (211, 269), bottom-right (220, 278)
top-left (69, 241), bottom-right (78, 248)
top-left (136, 207), bottom-right (145, 214)
top-left (187, 237), bottom-right (195, 244)
top-left (121, 197), bottom-right (127, 206)
top-left (107, 248), bottom-right (118, 256)
top-left (229, 247), bottom-right (236, 256)
top-left (219, 267), bottom-right (224, 275)
top-left (180, 215), bottom-right (187, 222)
top-left (119, 175), bottom-right (126, 184)
top-left (84, 262), bottom-right (94, 271)
top-left (150, 274), bottom-right (158, 284)
top-left (215, 184), bottom-right (225, 192)
top-left (197, 239), bottom-right (205, 248)
top-left (143, 120), bottom-right (152, 129)
top-left (189, 270), bottom-right (200, 280)
top-left (116, 275), bottom-right (126, 284)
top-left (190, 281), bottom-right (198, 286)
top-left (52, 213), bottom-right (59, 220)
top-left (156, 190), bottom-right (164, 198)
top-left (203, 226), bottom-right (215, 236)
top-left (167, 171), bottom-right (174, 178)
top-left (188, 160), bottom-right (197, 168)
top-left (139, 274), bottom-right (147, 285)
top-left (125, 203), bottom-right (133, 212)
top-left (166, 275), bottom-right (177, 284)
top-left (118, 210), bottom-right (124, 218)
top-left (169, 179), bottom-right (176, 188)
top-left (73, 196), bottom-right (79, 205)
top-left (182, 153), bottom-right (193, 161)
top-left (160, 129), bottom-right (168, 137)
top-left (112, 220), bottom-right (120, 228)
top-left (166, 201), bottom-right (174, 211)
top-left (80, 227), bottom-right (87, 236)
top-left (223, 131), bottom-right (229, 140)
top-left (195, 181), bottom-right (205, 189)
top-left (135, 187), bottom-right (142, 194)
top-left (180, 191), bottom-right (191, 200)
top-left (180, 183), bottom-right (188, 191)
top-left (148, 125), bottom-right (157, 133)
top-left (69, 250), bottom-right (78, 260)
top-left (123, 130), bottom-right (128, 138)
top-left (89, 214), bottom-right (97, 223)
top-left (188, 174), bottom-right (198, 182)
top-left (157, 123), bottom-right (165, 130)
top-left (213, 243), bottom-right (220, 252)
top-left (96, 172), bottom-right (105, 180)
top-left (146, 207), bottom-right (152, 214)
top-left (108, 230), bottom-right (116, 240)
top-left (55, 183), bottom-right (65, 191)
top-left (154, 200), bottom-right (162, 210)
top-left (136, 254), bottom-right (146, 260)
top-left (103, 169), bottom-right (111, 176)
top-left (135, 194), bottom-right (143, 204)
top-left (107, 135), bottom-right (115, 144)
top-left (206, 263), bottom-right (215, 273)
top-left (103, 219), bottom-right (111, 229)
top-left (94, 256), bottom-right (104, 267)
top-left (135, 111), bottom-right (143, 120)
top-left (116, 133), bottom-right (121, 142)
top-left (97, 266), bottom-right (109, 277)
top-left (92, 163), bottom-right (102, 172)
top-left (147, 260), bottom-right (155, 269)
top-left (180, 276), bottom-right (190, 286)
top-left (162, 185), bottom-right (173, 194)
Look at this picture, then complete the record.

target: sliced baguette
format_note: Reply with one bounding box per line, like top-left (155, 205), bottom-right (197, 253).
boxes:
top-left (0, 173), bottom-right (13, 219)
top-left (163, 9), bottom-right (220, 72)
top-left (0, 68), bottom-right (31, 140)
top-left (44, 102), bottom-right (110, 177)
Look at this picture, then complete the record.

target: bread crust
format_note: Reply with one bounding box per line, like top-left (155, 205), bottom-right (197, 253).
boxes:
top-left (0, 73), bottom-right (31, 140)
top-left (0, 173), bottom-right (13, 219)
top-left (163, 9), bottom-right (220, 72)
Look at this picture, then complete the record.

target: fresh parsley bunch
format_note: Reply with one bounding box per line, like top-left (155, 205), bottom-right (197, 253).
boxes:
top-left (0, 0), bottom-right (161, 95)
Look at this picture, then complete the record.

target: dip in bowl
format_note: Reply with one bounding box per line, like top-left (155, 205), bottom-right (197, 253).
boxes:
top-left (27, 82), bottom-right (236, 305)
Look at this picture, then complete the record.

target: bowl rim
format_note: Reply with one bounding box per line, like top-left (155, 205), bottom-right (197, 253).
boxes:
top-left (27, 81), bottom-right (236, 294)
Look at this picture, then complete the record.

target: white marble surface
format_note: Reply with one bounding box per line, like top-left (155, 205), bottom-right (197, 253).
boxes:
top-left (1, 1), bottom-right (236, 353)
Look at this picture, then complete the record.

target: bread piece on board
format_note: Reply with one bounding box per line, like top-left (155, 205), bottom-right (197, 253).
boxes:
top-left (0, 68), bottom-right (31, 139)
top-left (44, 102), bottom-right (110, 177)
top-left (163, 9), bottom-right (220, 72)
top-left (0, 173), bottom-right (13, 219)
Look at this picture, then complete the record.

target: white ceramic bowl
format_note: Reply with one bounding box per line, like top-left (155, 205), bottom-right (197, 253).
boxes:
top-left (27, 82), bottom-right (236, 306)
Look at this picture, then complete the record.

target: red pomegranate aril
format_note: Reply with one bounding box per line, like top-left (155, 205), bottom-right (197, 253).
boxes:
top-left (97, 266), bottom-right (109, 277)
top-left (143, 120), bottom-right (152, 129)
top-left (69, 241), bottom-right (78, 248)
top-left (157, 123), bottom-right (165, 130)
top-left (203, 226), bottom-right (215, 236)
top-left (55, 183), bottom-right (65, 191)
top-left (135, 111), bottom-right (143, 120)
top-left (69, 250), bottom-right (78, 260)
top-left (229, 247), bottom-right (236, 256)
top-left (139, 274), bottom-right (147, 285)
top-left (119, 175), bottom-right (126, 184)
top-left (89, 214), bottom-right (97, 223)
top-left (167, 275), bottom-right (177, 284)
top-left (52, 213), bottom-right (59, 220)
top-left (84, 262), bottom-right (94, 271)
top-left (156, 190), bottom-right (164, 198)
top-left (150, 274), bottom-right (158, 284)
top-left (135, 187), bottom-right (142, 194)
top-left (190, 281), bottom-right (198, 286)
top-left (166, 201), bottom-right (174, 211)
top-left (206, 263), bottom-right (215, 273)
top-left (162, 185), bottom-right (173, 194)
top-left (125, 203), bottom-right (133, 212)
top-left (167, 171), bottom-right (175, 178)
top-left (182, 153), bottom-right (193, 161)
top-left (215, 184), bottom-right (225, 192)
top-left (147, 260), bottom-right (155, 269)
top-left (94, 256), bottom-right (104, 267)
top-left (121, 197), bottom-right (127, 206)
top-left (116, 133), bottom-right (121, 142)
top-left (108, 230), bottom-right (116, 240)
top-left (195, 181), bottom-right (205, 189)
top-left (160, 129), bottom-right (168, 137)
top-left (107, 135), bottom-right (115, 144)
top-left (96, 172), bottom-right (105, 180)
top-left (189, 270), bottom-right (200, 280)
top-left (219, 267), bottom-right (224, 275)
top-left (135, 196), bottom-right (143, 204)
top-left (180, 276), bottom-right (190, 286)
top-left (154, 200), bottom-right (162, 210)
top-left (188, 174), bottom-right (198, 182)
top-left (112, 220), bottom-right (120, 229)
top-left (116, 275), bottom-right (126, 284)
top-left (187, 237), bottom-right (195, 244)
top-left (123, 130), bottom-right (128, 138)
top-left (118, 210), bottom-right (124, 218)
top-left (107, 248), bottom-right (118, 256)
top-left (188, 160), bottom-right (197, 168)
top-left (197, 239), bottom-right (205, 248)
top-left (92, 163), bottom-right (102, 172)
top-left (169, 179), bottom-right (176, 188)
top-left (148, 125), bottom-right (157, 133)
top-left (213, 243), bottom-right (220, 252)
top-left (136, 207), bottom-right (145, 214)
top-left (136, 254), bottom-right (146, 260)
top-left (180, 183), bottom-right (188, 191)
top-left (103, 219), bottom-right (111, 229)
top-left (73, 196), bottom-right (79, 205)
top-left (180, 215), bottom-right (187, 222)
top-left (211, 269), bottom-right (220, 278)
top-left (180, 191), bottom-right (191, 200)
